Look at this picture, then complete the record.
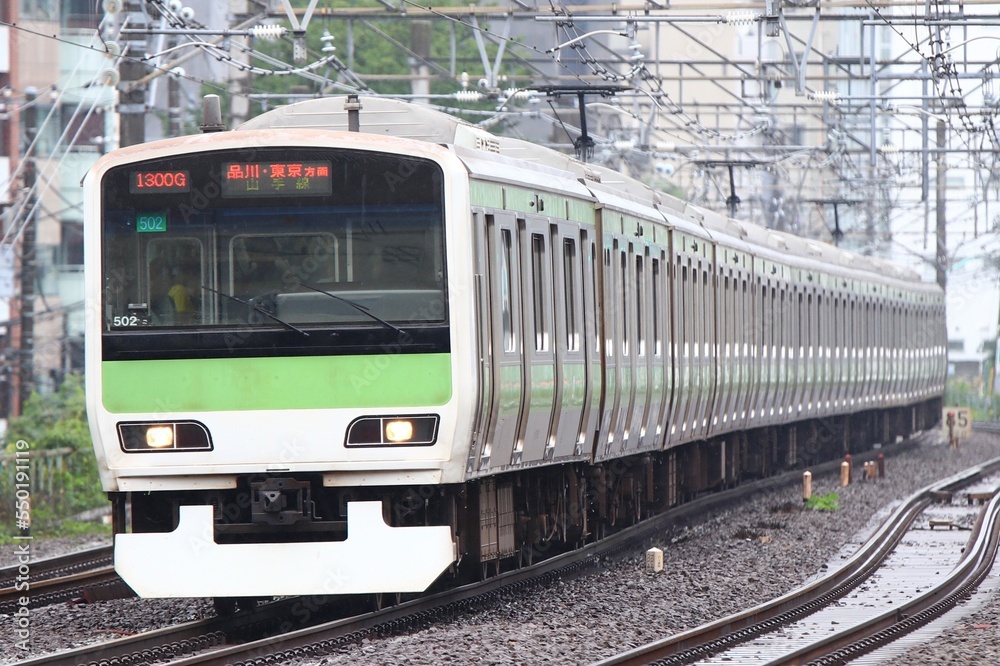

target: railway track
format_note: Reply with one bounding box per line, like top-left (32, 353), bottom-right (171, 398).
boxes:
top-left (0, 545), bottom-right (132, 614)
top-left (593, 457), bottom-right (1000, 666)
top-left (21, 442), bottom-right (920, 666)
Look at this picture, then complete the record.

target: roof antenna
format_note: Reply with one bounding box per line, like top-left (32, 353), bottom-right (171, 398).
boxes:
top-left (199, 95), bottom-right (226, 133)
top-left (345, 94), bottom-right (362, 132)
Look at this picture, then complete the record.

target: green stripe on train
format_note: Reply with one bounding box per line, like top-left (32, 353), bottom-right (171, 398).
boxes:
top-left (102, 354), bottom-right (453, 413)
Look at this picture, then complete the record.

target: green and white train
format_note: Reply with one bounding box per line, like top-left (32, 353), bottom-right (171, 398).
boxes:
top-left (85, 96), bottom-right (945, 604)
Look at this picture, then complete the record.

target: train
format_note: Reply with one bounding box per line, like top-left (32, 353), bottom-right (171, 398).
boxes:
top-left (83, 95), bottom-right (946, 606)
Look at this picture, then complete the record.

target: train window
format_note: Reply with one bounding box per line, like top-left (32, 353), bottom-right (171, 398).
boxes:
top-left (591, 242), bottom-right (600, 355)
top-left (621, 250), bottom-right (629, 357)
top-left (681, 264), bottom-right (689, 358)
top-left (605, 247), bottom-right (614, 356)
top-left (703, 269), bottom-right (710, 358)
top-left (563, 238), bottom-right (579, 351)
top-left (798, 292), bottom-right (805, 357)
top-left (500, 229), bottom-right (515, 353)
top-left (230, 233), bottom-right (338, 299)
top-left (652, 258), bottom-right (662, 357)
top-left (531, 233), bottom-right (548, 352)
top-left (101, 147), bottom-right (447, 338)
top-left (636, 256), bottom-right (645, 357)
top-left (145, 237), bottom-right (203, 326)
top-left (742, 278), bottom-right (749, 357)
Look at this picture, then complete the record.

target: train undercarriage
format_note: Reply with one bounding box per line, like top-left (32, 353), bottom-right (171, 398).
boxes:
top-left (109, 399), bottom-right (941, 607)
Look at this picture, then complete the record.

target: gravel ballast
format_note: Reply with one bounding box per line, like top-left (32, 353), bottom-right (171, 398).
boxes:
top-left (3, 432), bottom-right (999, 665)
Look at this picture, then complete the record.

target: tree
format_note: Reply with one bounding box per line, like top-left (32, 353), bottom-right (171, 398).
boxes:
top-left (2, 375), bottom-right (105, 532)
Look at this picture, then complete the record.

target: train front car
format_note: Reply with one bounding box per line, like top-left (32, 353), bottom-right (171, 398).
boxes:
top-left (83, 130), bottom-right (473, 599)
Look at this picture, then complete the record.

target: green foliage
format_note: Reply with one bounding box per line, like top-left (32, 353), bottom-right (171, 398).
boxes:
top-left (946, 377), bottom-right (1000, 422)
top-left (246, 0), bottom-right (530, 120)
top-left (805, 492), bottom-right (840, 512)
top-left (0, 375), bottom-right (106, 535)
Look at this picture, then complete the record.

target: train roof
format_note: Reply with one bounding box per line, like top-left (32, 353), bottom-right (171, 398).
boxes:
top-left (237, 96), bottom-right (933, 294)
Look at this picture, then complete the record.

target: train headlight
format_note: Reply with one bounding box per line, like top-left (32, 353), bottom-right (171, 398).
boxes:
top-left (118, 421), bottom-right (213, 452)
top-left (384, 420), bottom-right (414, 443)
top-left (346, 415), bottom-right (439, 447)
top-left (145, 425), bottom-right (174, 448)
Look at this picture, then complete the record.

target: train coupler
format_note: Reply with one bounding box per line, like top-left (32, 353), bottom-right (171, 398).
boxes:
top-left (251, 477), bottom-right (313, 525)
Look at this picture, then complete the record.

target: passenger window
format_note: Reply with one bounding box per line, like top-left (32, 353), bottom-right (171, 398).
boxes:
top-left (652, 258), bottom-right (661, 357)
top-left (621, 250), bottom-right (629, 357)
top-left (531, 233), bottom-right (548, 352)
top-left (563, 238), bottom-right (579, 352)
top-left (500, 229), bottom-right (515, 353)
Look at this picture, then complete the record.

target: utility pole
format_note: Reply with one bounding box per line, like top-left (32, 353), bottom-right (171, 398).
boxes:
top-left (410, 21), bottom-right (431, 103)
top-left (119, 0), bottom-right (148, 147)
top-left (935, 120), bottom-right (947, 290)
top-left (0, 0), bottom-right (18, 418)
top-left (14, 87), bottom-right (38, 414)
top-left (229, 0), bottom-right (252, 126)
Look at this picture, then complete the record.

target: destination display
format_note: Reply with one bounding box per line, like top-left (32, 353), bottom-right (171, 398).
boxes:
top-left (221, 161), bottom-right (333, 198)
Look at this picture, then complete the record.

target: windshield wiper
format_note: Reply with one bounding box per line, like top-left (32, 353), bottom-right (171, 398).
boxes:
top-left (298, 282), bottom-right (406, 336)
top-left (201, 285), bottom-right (309, 337)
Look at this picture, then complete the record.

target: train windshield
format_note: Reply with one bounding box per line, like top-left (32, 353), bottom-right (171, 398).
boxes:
top-left (100, 147), bottom-right (447, 348)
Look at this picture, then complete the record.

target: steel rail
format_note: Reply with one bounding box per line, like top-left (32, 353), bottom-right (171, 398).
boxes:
top-left (592, 456), bottom-right (1000, 666)
top-left (791, 480), bottom-right (1000, 665)
top-left (0, 544), bottom-right (113, 588)
top-left (18, 435), bottom-right (930, 666)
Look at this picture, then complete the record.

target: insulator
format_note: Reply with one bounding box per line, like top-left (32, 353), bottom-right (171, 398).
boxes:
top-left (504, 88), bottom-right (531, 100)
top-left (99, 68), bottom-right (120, 86)
top-left (808, 90), bottom-right (840, 102)
top-left (454, 90), bottom-right (483, 102)
top-left (250, 24), bottom-right (286, 41)
top-left (725, 11), bottom-right (758, 27)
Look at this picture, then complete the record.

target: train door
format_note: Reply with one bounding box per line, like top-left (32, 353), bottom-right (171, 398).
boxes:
top-left (469, 210), bottom-right (496, 473)
top-left (624, 245), bottom-right (653, 454)
top-left (697, 259), bottom-right (716, 441)
top-left (664, 252), bottom-right (681, 449)
top-left (849, 294), bottom-right (859, 409)
top-left (734, 271), bottom-right (751, 430)
top-left (515, 217), bottom-right (558, 464)
top-left (833, 293), bottom-right (844, 409)
top-left (479, 213), bottom-right (524, 469)
top-left (582, 234), bottom-right (602, 457)
top-left (611, 239), bottom-right (636, 454)
top-left (648, 250), bottom-right (669, 447)
top-left (594, 236), bottom-right (617, 457)
top-left (839, 288), bottom-right (847, 408)
top-left (762, 275), bottom-right (777, 425)
top-left (748, 271), bottom-right (766, 425)
top-left (712, 260), bottom-right (737, 432)
top-left (810, 284), bottom-right (821, 415)
top-left (549, 222), bottom-right (589, 460)
top-left (816, 288), bottom-right (832, 416)
top-left (773, 277), bottom-right (787, 421)
top-left (674, 255), bottom-right (694, 441)
top-left (796, 281), bottom-right (810, 418)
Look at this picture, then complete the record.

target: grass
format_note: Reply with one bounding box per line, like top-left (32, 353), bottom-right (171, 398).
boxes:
top-left (0, 519), bottom-right (111, 545)
top-left (805, 491), bottom-right (840, 512)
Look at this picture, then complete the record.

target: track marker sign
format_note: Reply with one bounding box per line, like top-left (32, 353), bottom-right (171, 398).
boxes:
top-left (943, 407), bottom-right (972, 445)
